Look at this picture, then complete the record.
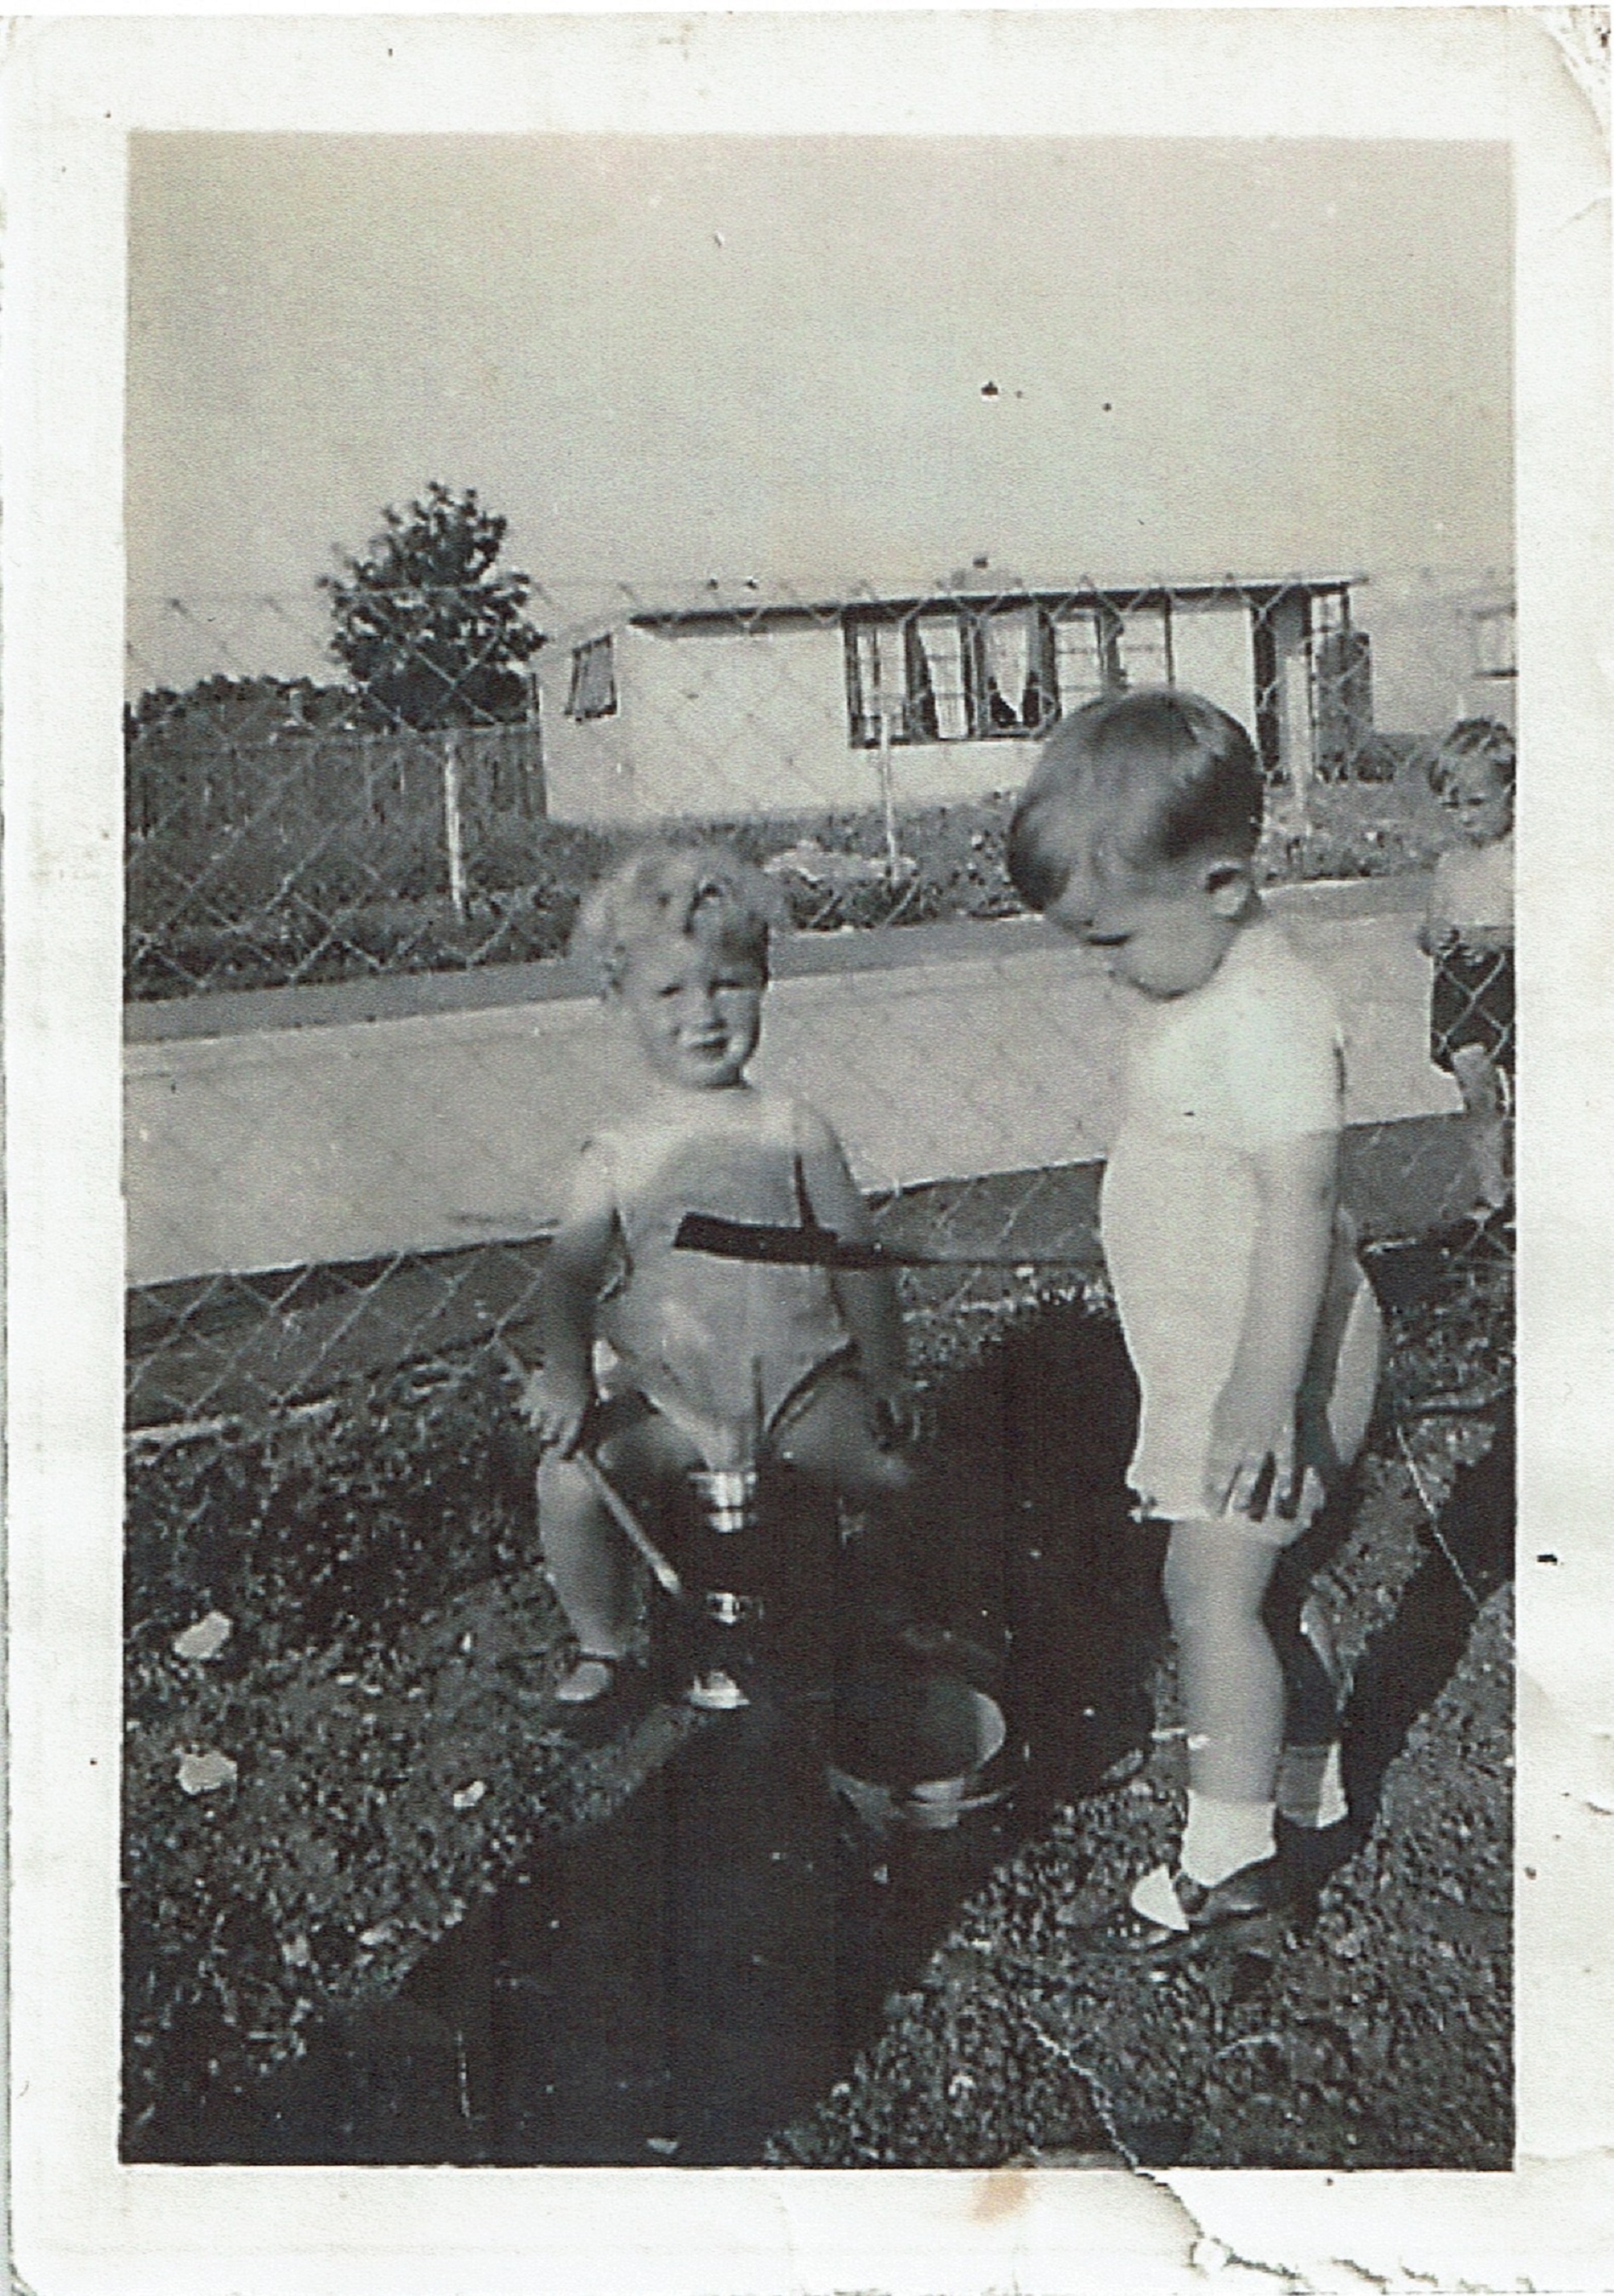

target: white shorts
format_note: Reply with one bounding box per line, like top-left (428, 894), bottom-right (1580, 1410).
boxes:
top-left (1125, 1258), bottom-right (1383, 1548)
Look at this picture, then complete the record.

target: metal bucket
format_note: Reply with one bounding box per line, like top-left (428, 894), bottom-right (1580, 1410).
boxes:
top-left (828, 1671), bottom-right (1013, 1833)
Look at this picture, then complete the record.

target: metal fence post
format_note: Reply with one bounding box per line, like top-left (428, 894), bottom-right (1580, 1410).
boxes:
top-left (875, 696), bottom-right (902, 879)
top-left (442, 729), bottom-right (468, 920)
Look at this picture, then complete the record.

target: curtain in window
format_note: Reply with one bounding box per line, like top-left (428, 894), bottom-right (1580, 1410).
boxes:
top-left (1471, 608), bottom-right (1515, 679)
top-left (853, 622), bottom-right (909, 739)
top-left (913, 615), bottom-right (970, 739)
top-left (983, 608), bottom-right (1034, 728)
top-left (1171, 600), bottom-right (1255, 730)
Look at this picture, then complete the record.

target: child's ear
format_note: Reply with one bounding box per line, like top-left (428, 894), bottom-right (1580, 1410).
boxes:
top-left (1202, 858), bottom-right (1254, 918)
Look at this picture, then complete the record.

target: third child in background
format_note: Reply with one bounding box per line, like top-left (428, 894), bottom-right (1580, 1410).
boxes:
top-left (1419, 719), bottom-right (1515, 1219)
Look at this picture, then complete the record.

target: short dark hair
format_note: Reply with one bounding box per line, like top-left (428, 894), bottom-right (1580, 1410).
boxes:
top-left (1429, 718), bottom-right (1516, 795)
top-left (1007, 686), bottom-right (1264, 912)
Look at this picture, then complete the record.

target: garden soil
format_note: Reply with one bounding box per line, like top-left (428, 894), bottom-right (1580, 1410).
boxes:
top-left (124, 1270), bottom-right (1511, 2170)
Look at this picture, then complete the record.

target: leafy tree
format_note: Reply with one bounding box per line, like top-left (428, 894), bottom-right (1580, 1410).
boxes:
top-left (321, 484), bottom-right (544, 729)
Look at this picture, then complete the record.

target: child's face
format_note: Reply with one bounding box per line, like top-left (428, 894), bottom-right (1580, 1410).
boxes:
top-left (1041, 797), bottom-right (1249, 999)
top-left (1436, 752), bottom-right (1513, 847)
top-left (614, 932), bottom-right (764, 1089)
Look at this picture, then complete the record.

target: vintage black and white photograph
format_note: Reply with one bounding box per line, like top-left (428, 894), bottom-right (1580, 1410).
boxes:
top-left (8, 9), bottom-right (1612, 2289)
top-left (118, 117), bottom-right (1520, 2173)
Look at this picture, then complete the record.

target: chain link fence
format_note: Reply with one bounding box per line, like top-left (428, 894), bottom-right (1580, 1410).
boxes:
top-left (126, 569), bottom-right (1515, 1001)
top-left (126, 565), bottom-right (1514, 1451)
top-left (122, 562), bottom-right (1515, 2163)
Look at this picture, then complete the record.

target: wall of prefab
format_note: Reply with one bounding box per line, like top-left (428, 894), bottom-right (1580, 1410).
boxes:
top-left (534, 585), bottom-right (1375, 824)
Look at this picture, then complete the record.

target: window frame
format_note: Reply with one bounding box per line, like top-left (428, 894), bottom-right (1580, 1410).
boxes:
top-left (843, 588), bottom-right (1283, 749)
top-left (565, 632), bottom-right (618, 722)
top-left (843, 599), bottom-right (1066, 748)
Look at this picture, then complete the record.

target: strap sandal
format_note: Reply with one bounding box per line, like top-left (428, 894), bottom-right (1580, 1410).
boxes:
top-left (1083, 1855), bottom-right (1295, 1962)
top-left (686, 1666), bottom-right (751, 1713)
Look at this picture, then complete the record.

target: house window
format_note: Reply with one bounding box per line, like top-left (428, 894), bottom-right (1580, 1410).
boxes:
top-left (1312, 623), bottom-right (1377, 781)
top-left (1052, 611), bottom-right (1109, 713)
top-left (567, 634), bottom-right (617, 720)
top-left (1115, 602), bottom-right (1172, 687)
top-left (844, 592), bottom-right (1219, 747)
top-left (1469, 603), bottom-right (1516, 681)
top-left (844, 603), bottom-right (1060, 746)
top-left (912, 613), bottom-right (972, 740)
top-left (846, 619), bottom-right (912, 742)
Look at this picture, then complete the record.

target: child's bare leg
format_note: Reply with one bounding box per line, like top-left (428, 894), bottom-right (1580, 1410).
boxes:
top-left (1164, 1520), bottom-right (1285, 1804)
top-left (770, 1372), bottom-right (915, 1508)
top-left (538, 1411), bottom-right (699, 1698)
top-left (1451, 1044), bottom-right (1508, 1210)
top-left (1122, 1520), bottom-right (1284, 1927)
top-left (537, 1454), bottom-right (636, 1696)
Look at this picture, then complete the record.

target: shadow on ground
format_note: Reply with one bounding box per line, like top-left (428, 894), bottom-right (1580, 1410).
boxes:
top-left (139, 1300), bottom-right (1511, 2168)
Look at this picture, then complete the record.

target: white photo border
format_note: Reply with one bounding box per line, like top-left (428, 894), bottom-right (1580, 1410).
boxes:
top-left (6, 10), bottom-right (1611, 2291)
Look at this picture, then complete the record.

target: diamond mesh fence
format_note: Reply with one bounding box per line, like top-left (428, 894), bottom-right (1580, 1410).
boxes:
top-left (126, 566), bottom-right (1514, 1463)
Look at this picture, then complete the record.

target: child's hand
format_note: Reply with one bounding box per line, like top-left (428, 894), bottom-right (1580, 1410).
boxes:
top-left (519, 1367), bottom-right (593, 1457)
top-left (1206, 1376), bottom-right (1298, 1522)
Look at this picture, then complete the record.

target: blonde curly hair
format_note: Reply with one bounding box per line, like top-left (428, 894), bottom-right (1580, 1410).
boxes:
top-left (570, 842), bottom-right (789, 993)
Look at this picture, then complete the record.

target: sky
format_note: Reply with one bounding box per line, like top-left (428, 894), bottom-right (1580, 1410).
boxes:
top-left (126, 134), bottom-right (1512, 686)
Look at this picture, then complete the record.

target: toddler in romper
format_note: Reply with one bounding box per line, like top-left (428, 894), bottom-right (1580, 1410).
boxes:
top-left (1009, 689), bottom-right (1383, 1950)
top-left (517, 844), bottom-right (915, 1717)
top-left (1418, 719), bottom-right (1515, 1219)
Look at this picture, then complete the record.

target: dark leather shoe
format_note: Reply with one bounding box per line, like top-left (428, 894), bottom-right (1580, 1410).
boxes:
top-left (1083, 1855), bottom-right (1294, 1961)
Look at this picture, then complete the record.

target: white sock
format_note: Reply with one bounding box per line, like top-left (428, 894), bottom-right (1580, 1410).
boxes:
top-left (1179, 1790), bottom-right (1276, 1888)
top-left (1276, 1741), bottom-right (1349, 1829)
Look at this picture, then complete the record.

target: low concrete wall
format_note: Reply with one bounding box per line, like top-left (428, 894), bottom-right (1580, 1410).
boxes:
top-left (126, 878), bottom-right (1453, 1288)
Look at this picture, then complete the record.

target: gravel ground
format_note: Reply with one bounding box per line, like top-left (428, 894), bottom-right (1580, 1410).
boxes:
top-left (124, 1254), bottom-right (1512, 2167)
top-left (770, 1466), bottom-right (1512, 2170)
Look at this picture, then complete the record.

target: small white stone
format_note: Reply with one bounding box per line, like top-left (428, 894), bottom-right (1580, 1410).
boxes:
top-left (172, 1611), bottom-right (232, 1662)
top-left (177, 1748), bottom-right (237, 1795)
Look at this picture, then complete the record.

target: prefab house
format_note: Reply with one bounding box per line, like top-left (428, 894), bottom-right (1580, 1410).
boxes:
top-left (536, 576), bottom-right (1371, 824)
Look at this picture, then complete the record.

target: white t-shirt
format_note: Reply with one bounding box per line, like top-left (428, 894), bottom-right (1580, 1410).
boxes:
top-left (1100, 911), bottom-right (1376, 1526)
top-left (1429, 830), bottom-right (1514, 941)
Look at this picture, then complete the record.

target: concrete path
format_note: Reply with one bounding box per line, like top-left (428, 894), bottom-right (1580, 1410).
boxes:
top-left (127, 878), bottom-right (1453, 1287)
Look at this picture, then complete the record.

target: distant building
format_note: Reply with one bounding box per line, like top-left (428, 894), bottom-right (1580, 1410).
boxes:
top-left (535, 575), bottom-right (1372, 822)
top-left (1461, 592), bottom-right (1517, 723)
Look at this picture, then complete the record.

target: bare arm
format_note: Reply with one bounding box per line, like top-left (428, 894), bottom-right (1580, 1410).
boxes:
top-left (519, 1147), bottom-right (619, 1453)
top-left (795, 1108), bottom-right (909, 1402)
top-left (1206, 1128), bottom-right (1339, 1519)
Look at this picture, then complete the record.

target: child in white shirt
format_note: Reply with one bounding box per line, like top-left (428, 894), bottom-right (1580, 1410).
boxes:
top-left (1419, 719), bottom-right (1515, 1217)
top-left (517, 844), bottom-right (915, 1715)
top-left (1008, 688), bottom-right (1382, 1952)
